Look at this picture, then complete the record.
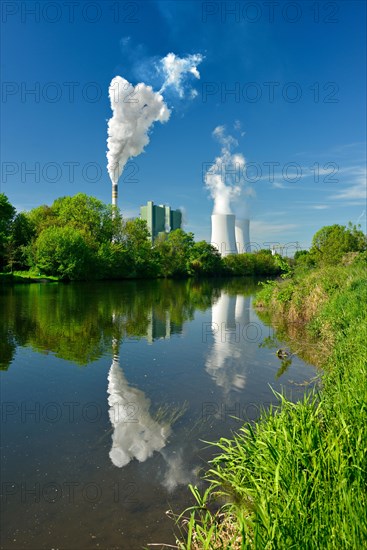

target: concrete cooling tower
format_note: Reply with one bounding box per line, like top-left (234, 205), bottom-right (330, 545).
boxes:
top-left (235, 218), bottom-right (250, 253)
top-left (211, 214), bottom-right (237, 257)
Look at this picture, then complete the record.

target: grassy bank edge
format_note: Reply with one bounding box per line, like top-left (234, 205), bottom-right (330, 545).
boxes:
top-left (169, 261), bottom-right (367, 549)
top-left (0, 271), bottom-right (60, 283)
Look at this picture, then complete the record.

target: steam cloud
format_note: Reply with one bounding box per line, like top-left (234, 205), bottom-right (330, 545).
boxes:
top-left (107, 78), bottom-right (170, 184)
top-left (106, 52), bottom-right (203, 186)
top-left (159, 52), bottom-right (203, 98)
top-left (205, 126), bottom-right (246, 215)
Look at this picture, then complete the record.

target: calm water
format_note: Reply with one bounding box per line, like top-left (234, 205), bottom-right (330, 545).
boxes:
top-left (1, 278), bottom-right (317, 550)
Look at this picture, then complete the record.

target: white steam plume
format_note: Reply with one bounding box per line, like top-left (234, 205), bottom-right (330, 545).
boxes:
top-left (205, 126), bottom-right (246, 215)
top-left (106, 52), bottom-right (203, 195)
top-left (159, 52), bottom-right (203, 98)
top-left (107, 77), bottom-right (170, 185)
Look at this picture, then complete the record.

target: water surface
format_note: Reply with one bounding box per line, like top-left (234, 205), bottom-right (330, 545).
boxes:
top-left (1, 279), bottom-right (317, 549)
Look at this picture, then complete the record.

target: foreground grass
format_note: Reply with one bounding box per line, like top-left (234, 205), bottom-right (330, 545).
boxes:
top-left (0, 270), bottom-right (59, 282)
top-left (173, 259), bottom-right (367, 549)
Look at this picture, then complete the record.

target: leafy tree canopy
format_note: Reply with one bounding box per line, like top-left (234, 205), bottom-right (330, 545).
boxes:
top-left (0, 193), bottom-right (16, 269)
top-left (310, 223), bottom-right (367, 266)
top-left (34, 225), bottom-right (95, 280)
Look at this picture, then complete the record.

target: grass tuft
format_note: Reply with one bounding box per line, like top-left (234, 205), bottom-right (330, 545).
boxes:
top-left (174, 260), bottom-right (367, 549)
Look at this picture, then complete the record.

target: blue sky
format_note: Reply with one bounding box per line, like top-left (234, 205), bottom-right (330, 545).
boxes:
top-left (1, 0), bottom-right (366, 249)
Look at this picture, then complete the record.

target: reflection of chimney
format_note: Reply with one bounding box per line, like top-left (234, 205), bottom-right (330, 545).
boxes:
top-left (235, 219), bottom-right (250, 253)
top-left (211, 214), bottom-right (237, 257)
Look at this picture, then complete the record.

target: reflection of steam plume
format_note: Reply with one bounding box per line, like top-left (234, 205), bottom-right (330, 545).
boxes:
top-left (108, 341), bottom-right (170, 468)
top-left (107, 335), bottom-right (196, 491)
top-left (205, 292), bottom-right (251, 394)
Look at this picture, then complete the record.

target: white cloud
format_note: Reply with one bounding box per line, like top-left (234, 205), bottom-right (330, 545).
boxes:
top-left (328, 166), bottom-right (366, 200)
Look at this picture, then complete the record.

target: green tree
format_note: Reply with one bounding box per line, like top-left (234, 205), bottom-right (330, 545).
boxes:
top-left (52, 193), bottom-right (115, 244)
top-left (252, 251), bottom-right (281, 276)
top-left (310, 223), bottom-right (367, 266)
top-left (294, 250), bottom-right (315, 269)
top-left (7, 212), bottom-right (35, 271)
top-left (26, 204), bottom-right (58, 236)
top-left (189, 241), bottom-right (223, 276)
top-left (34, 225), bottom-right (96, 280)
top-left (223, 253), bottom-right (255, 276)
top-left (0, 193), bottom-right (16, 270)
top-left (122, 218), bottom-right (160, 277)
top-left (97, 241), bottom-right (131, 279)
top-left (155, 229), bottom-right (195, 277)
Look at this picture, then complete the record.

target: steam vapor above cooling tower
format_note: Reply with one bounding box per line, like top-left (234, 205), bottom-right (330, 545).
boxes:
top-left (106, 52), bottom-right (203, 209)
top-left (205, 125), bottom-right (252, 256)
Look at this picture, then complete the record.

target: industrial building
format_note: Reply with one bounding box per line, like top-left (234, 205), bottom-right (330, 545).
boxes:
top-left (140, 200), bottom-right (182, 242)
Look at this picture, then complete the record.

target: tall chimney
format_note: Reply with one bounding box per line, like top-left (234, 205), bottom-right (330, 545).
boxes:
top-left (112, 182), bottom-right (118, 219)
top-left (112, 182), bottom-right (118, 207)
top-left (211, 214), bottom-right (237, 257)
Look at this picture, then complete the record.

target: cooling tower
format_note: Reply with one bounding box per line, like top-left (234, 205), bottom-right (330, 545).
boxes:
top-left (211, 214), bottom-right (237, 257)
top-left (235, 218), bottom-right (250, 253)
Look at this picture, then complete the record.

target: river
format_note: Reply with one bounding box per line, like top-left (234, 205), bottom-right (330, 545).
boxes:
top-left (0, 278), bottom-right (317, 549)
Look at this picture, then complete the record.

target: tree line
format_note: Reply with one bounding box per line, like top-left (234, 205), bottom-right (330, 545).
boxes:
top-left (0, 193), bottom-right (281, 280)
top-left (0, 192), bottom-right (365, 280)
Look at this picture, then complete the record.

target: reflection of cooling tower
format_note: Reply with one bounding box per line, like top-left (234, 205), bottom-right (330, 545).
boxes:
top-left (212, 293), bottom-right (237, 330)
top-left (235, 219), bottom-right (250, 253)
top-left (211, 214), bottom-right (237, 257)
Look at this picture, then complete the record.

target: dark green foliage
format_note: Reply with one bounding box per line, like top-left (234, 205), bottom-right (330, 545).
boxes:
top-left (6, 212), bottom-right (35, 271)
top-left (294, 249), bottom-right (315, 270)
top-left (122, 218), bottom-right (160, 277)
top-left (155, 229), bottom-right (195, 277)
top-left (34, 226), bottom-right (95, 280)
top-left (223, 251), bottom-right (282, 277)
top-left (0, 193), bottom-right (16, 269)
top-left (51, 193), bottom-right (115, 244)
top-left (1, 193), bottom-right (298, 280)
top-left (188, 240), bottom-right (223, 276)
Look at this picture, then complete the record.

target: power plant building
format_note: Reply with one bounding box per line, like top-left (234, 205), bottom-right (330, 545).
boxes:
top-left (140, 201), bottom-right (182, 242)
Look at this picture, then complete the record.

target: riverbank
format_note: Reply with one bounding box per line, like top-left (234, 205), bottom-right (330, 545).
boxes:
top-left (173, 257), bottom-right (367, 548)
top-left (0, 271), bottom-right (59, 284)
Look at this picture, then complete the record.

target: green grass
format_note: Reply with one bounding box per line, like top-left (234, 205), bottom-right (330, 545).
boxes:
top-left (174, 259), bottom-right (367, 549)
top-left (0, 270), bottom-right (59, 282)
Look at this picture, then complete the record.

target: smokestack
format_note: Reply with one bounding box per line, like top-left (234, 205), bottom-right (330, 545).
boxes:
top-left (211, 214), bottom-right (237, 257)
top-left (235, 218), bottom-right (250, 253)
top-left (112, 182), bottom-right (118, 210)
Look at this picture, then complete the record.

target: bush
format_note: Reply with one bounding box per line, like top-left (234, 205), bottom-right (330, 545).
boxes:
top-left (34, 226), bottom-right (96, 280)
